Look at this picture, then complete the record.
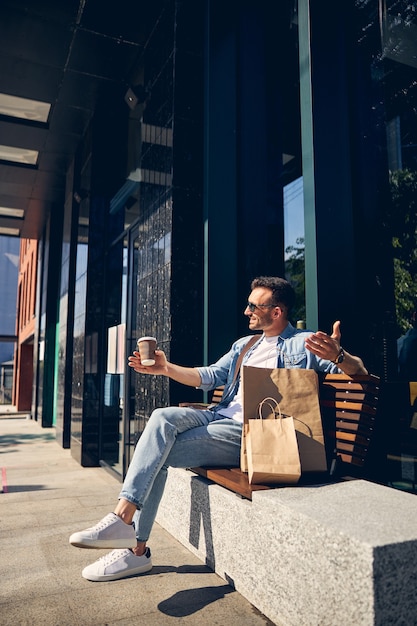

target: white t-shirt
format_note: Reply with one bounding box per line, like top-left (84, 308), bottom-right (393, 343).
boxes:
top-left (218, 334), bottom-right (279, 423)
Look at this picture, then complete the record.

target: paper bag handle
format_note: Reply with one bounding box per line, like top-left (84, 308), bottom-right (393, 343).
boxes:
top-left (293, 417), bottom-right (313, 437)
top-left (258, 397), bottom-right (282, 420)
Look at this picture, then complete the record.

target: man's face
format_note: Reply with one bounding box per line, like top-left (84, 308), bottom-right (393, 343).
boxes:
top-left (244, 287), bottom-right (277, 332)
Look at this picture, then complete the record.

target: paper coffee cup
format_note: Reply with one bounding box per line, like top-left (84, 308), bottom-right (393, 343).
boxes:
top-left (137, 336), bottom-right (157, 366)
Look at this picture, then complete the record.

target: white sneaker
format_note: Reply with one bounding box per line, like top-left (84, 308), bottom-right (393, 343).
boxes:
top-left (82, 548), bottom-right (152, 581)
top-left (69, 513), bottom-right (136, 549)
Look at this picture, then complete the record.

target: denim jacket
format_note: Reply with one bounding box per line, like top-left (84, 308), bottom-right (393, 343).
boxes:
top-left (197, 322), bottom-right (341, 412)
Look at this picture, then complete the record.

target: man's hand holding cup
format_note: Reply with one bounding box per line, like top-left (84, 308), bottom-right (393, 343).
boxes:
top-left (128, 336), bottom-right (168, 375)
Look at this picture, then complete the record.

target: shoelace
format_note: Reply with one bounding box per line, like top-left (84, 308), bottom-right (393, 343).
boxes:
top-left (88, 513), bottom-right (116, 531)
top-left (88, 513), bottom-right (135, 532)
top-left (99, 549), bottom-right (130, 564)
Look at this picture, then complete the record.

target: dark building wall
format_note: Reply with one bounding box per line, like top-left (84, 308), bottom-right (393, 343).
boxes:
top-left (70, 87), bottom-right (128, 467)
top-left (302, 0), bottom-right (396, 377)
top-left (203, 0), bottom-right (300, 359)
top-left (128, 0), bottom-right (206, 442)
top-left (125, 1), bottom-right (177, 443)
top-left (34, 205), bottom-right (63, 428)
top-left (69, 125), bottom-right (91, 465)
top-left (170, 0), bottom-right (205, 401)
top-left (63, 0), bottom-right (203, 467)
top-left (55, 160), bottom-right (78, 448)
top-left (34, 0), bottom-right (417, 482)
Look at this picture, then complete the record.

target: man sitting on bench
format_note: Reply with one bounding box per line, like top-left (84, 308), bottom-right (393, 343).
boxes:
top-left (69, 276), bottom-right (367, 582)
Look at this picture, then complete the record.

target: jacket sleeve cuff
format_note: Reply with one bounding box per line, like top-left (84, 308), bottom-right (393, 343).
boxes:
top-left (196, 366), bottom-right (216, 390)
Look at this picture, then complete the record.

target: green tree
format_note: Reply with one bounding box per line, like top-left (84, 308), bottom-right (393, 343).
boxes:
top-left (387, 169), bottom-right (417, 334)
top-left (285, 237), bottom-right (305, 325)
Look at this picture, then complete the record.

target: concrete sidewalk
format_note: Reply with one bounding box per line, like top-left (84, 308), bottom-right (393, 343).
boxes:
top-left (0, 416), bottom-right (274, 626)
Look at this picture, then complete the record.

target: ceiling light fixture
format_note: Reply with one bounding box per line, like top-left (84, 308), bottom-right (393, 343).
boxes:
top-left (0, 93), bottom-right (50, 123)
top-left (0, 144), bottom-right (38, 165)
top-left (0, 206), bottom-right (24, 218)
top-left (0, 226), bottom-right (20, 236)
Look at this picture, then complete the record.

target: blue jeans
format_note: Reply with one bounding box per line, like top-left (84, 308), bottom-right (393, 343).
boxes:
top-left (118, 406), bottom-right (242, 542)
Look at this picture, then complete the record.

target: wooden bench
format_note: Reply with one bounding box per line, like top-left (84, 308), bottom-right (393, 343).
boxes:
top-left (181, 373), bottom-right (381, 499)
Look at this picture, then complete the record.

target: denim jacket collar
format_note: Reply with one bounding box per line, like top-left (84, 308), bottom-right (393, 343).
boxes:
top-left (278, 322), bottom-right (296, 340)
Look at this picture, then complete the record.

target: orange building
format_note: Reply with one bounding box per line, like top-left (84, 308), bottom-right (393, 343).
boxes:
top-left (13, 238), bottom-right (38, 412)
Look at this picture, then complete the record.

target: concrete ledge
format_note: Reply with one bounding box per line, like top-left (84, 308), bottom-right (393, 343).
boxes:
top-left (156, 468), bottom-right (417, 625)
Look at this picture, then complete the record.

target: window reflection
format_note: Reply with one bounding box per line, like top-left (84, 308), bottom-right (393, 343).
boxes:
top-left (101, 245), bottom-right (128, 476)
top-left (357, 1), bottom-right (417, 338)
top-left (284, 176), bottom-right (305, 325)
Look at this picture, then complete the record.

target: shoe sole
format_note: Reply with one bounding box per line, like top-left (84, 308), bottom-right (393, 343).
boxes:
top-left (82, 563), bottom-right (153, 582)
top-left (69, 537), bottom-right (137, 549)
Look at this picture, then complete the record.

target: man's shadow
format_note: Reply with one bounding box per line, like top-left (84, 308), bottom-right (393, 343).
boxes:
top-left (157, 583), bottom-right (234, 617)
top-left (158, 473), bottom-right (234, 617)
top-left (188, 474), bottom-right (215, 570)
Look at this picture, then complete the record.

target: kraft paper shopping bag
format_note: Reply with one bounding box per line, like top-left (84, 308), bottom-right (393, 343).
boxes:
top-left (246, 397), bottom-right (301, 484)
top-left (241, 366), bottom-right (327, 475)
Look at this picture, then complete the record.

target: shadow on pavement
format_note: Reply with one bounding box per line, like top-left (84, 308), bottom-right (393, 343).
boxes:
top-left (158, 583), bottom-right (235, 617)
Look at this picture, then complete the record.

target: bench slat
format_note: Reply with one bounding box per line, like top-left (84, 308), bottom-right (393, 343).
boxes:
top-left (321, 399), bottom-right (377, 415)
top-left (191, 466), bottom-right (271, 499)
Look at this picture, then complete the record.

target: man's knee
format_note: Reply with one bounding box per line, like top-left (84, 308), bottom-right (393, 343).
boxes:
top-left (150, 406), bottom-right (184, 418)
top-left (148, 406), bottom-right (185, 427)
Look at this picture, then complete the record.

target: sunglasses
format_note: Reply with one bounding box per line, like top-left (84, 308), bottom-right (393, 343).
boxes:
top-left (246, 301), bottom-right (276, 312)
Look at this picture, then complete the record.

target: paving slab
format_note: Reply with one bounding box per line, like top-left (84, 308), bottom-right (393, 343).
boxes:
top-left (0, 416), bottom-right (275, 626)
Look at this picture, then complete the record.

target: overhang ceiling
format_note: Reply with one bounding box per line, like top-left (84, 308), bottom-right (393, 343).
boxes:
top-left (0, 0), bottom-right (161, 240)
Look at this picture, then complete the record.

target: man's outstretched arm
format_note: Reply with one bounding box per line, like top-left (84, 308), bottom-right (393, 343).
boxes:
top-left (304, 320), bottom-right (368, 375)
top-left (128, 349), bottom-right (202, 386)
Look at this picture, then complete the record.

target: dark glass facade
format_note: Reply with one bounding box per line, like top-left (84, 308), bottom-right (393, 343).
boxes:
top-left (31, 0), bottom-right (417, 486)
